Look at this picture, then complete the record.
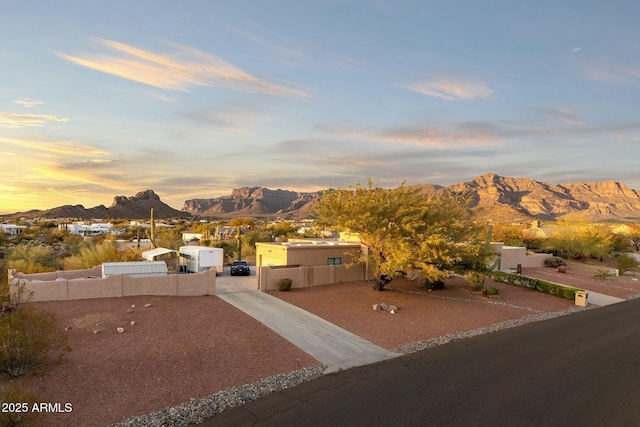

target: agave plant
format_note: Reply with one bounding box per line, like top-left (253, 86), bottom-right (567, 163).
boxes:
top-left (593, 269), bottom-right (615, 280)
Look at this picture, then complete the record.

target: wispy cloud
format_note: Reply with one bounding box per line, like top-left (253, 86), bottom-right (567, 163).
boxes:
top-left (13, 98), bottom-right (44, 108)
top-left (0, 112), bottom-right (69, 128)
top-left (59, 38), bottom-right (310, 98)
top-left (399, 77), bottom-right (493, 100)
top-left (537, 107), bottom-right (583, 125)
top-left (578, 58), bottom-right (640, 85)
top-left (317, 122), bottom-right (500, 147)
top-left (0, 137), bottom-right (108, 157)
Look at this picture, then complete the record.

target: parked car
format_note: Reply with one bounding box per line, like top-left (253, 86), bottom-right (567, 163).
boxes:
top-left (230, 260), bottom-right (251, 276)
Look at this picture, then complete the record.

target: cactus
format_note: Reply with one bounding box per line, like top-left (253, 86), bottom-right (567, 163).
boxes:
top-left (146, 208), bottom-right (158, 248)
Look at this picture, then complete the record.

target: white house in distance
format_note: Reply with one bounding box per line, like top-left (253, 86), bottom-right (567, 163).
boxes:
top-left (1, 223), bottom-right (27, 235)
top-left (58, 222), bottom-right (114, 236)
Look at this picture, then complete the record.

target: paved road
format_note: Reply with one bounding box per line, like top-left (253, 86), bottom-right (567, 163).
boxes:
top-left (199, 296), bottom-right (640, 427)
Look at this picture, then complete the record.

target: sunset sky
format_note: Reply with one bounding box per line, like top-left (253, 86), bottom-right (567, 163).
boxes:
top-left (2, 1), bottom-right (640, 213)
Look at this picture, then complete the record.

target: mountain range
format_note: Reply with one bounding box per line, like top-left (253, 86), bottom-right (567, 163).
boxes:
top-left (6, 174), bottom-right (640, 221)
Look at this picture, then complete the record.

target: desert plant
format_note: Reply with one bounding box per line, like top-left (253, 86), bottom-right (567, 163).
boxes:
top-left (0, 305), bottom-right (70, 379)
top-left (485, 286), bottom-right (499, 296)
top-left (469, 282), bottom-right (484, 291)
top-left (0, 384), bottom-right (41, 427)
top-left (277, 278), bottom-right (292, 292)
top-left (616, 255), bottom-right (639, 274)
top-left (423, 279), bottom-right (445, 291)
top-left (544, 256), bottom-right (567, 267)
top-left (594, 269), bottom-right (615, 280)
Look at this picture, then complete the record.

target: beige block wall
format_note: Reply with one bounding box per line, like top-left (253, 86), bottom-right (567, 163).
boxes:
top-left (258, 264), bottom-right (365, 291)
top-left (499, 247), bottom-right (551, 269)
top-left (9, 269), bottom-right (216, 303)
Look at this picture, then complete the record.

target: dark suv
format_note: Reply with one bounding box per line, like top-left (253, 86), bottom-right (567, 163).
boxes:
top-left (230, 260), bottom-right (250, 276)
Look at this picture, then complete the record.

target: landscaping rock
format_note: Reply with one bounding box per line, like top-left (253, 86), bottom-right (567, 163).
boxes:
top-left (388, 305), bottom-right (398, 311)
top-left (373, 304), bottom-right (381, 311)
top-left (126, 308), bottom-right (133, 313)
top-left (145, 303), bottom-right (152, 308)
top-left (380, 303), bottom-right (389, 310)
top-left (130, 321), bottom-right (136, 326)
top-left (117, 327), bottom-right (125, 333)
top-left (93, 329), bottom-right (100, 335)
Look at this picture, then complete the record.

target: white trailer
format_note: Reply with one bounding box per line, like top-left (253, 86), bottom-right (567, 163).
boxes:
top-left (179, 246), bottom-right (224, 274)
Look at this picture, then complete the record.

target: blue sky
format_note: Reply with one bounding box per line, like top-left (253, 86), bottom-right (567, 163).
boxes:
top-left (2, 0), bottom-right (640, 213)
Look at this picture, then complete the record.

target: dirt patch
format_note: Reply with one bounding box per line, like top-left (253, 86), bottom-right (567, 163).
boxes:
top-left (71, 313), bottom-right (121, 331)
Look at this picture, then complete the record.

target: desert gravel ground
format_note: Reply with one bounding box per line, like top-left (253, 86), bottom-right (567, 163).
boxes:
top-left (13, 267), bottom-right (636, 427)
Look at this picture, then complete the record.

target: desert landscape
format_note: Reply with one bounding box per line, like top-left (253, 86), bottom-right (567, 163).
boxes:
top-left (13, 262), bottom-right (640, 427)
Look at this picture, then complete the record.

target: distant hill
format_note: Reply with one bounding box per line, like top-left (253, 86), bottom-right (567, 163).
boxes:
top-left (11, 190), bottom-right (189, 220)
top-left (447, 173), bottom-right (640, 221)
top-left (182, 187), bottom-right (323, 218)
top-left (183, 174), bottom-right (640, 221)
top-left (7, 174), bottom-right (640, 221)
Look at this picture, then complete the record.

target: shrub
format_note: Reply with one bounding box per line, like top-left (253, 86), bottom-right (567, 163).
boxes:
top-left (544, 256), bottom-right (567, 267)
top-left (0, 384), bottom-right (41, 427)
top-left (0, 306), bottom-right (70, 379)
top-left (486, 286), bottom-right (499, 296)
top-left (616, 255), bottom-right (639, 274)
top-left (469, 282), bottom-right (484, 291)
top-left (594, 269), bottom-right (615, 280)
top-left (423, 280), bottom-right (445, 291)
top-left (277, 278), bottom-right (292, 292)
top-left (488, 271), bottom-right (581, 300)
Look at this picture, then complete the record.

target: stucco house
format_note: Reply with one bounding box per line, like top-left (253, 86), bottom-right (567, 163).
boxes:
top-left (255, 240), bottom-right (362, 268)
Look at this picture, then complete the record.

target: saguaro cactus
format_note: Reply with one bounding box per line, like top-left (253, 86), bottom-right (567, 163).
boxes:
top-left (146, 208), bottom-right (158, 248)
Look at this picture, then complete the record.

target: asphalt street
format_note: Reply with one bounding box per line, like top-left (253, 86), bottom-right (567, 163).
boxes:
top-left (198, 297), bottom-right (640, 427)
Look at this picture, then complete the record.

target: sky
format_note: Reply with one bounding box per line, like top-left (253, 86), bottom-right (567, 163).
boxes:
top-left (2, 0), bottom-right (640, 214)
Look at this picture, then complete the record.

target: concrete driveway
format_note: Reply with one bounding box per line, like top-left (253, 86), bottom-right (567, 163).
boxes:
top-left (214, 266), bottom-right (399, 373)
top-left (215, 266), bottom-right (259, 294)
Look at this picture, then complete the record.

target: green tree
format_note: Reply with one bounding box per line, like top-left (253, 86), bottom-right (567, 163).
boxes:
top-left (624, 224), bottom-right (640, 252)
top-left (545, 216), bottom-right (614, 261)
top-left (267, 221), bottom-right (299, 240)
top-left (315, 180), bottom-right (487, 291)
top-left (228, 217), bottom-right (256, 228)
top-left (491, 223), bottom-right (525, 247)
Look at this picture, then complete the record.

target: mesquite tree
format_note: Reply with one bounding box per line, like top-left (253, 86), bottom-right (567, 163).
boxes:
top-left (315, 179), bottom-right (488, 291)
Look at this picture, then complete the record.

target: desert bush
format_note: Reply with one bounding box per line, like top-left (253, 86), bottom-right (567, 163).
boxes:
top-left (594, 269), bottom-right (615, 280)
top-left (544, 256), bottom-right (567, 267)
top-left (5, 245), bottom-right (60, 274)
top-left (616, 255), bottom-right (639, 274)
top-left (0, 306), bottom-right (70, 379)
top-left (277, 278), bottom-right (292, 292)
top-left (0, 384), bottom-right (41, 427)
top-left (485, 286), bottom-right (499, 296)
top-left (63, 239), bottom-right (140, 269)
top-left (423, 280), bottom-right (445, 291)
top-left (469, 282), bottom-right (484, 291)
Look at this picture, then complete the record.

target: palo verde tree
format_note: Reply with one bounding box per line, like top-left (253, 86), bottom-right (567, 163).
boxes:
top-left (315, 179), bottom-right (488, 291)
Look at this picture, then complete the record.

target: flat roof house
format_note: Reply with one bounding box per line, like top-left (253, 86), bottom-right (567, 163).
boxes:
top-left (0, 224), bottom-right (27, 235)
top-left (255, 240), bottom-right (362, 268)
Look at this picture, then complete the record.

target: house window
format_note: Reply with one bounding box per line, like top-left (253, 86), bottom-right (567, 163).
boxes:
top-left (327, 257), bottom-right (342, 265)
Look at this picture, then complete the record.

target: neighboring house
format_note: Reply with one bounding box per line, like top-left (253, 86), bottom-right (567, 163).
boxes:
top-left (491, 242), bottom-right (551, 270)
top-left (0, 223), bottom-right (27, 235)
top-left (182, 231), bottom-right (203, 242)
top-left (58, 222), bottom-right (113, 236)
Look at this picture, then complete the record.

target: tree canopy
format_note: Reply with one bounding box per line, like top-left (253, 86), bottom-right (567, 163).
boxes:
top-left (315, 179), bottom-right (489, 290)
